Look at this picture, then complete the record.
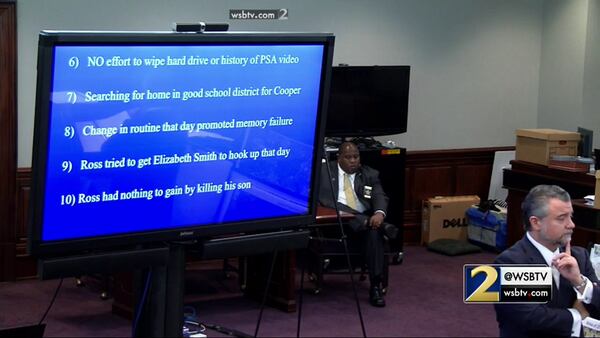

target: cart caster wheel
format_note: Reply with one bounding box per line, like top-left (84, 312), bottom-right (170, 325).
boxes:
top-left (392, 252), bottom-right (404, 265)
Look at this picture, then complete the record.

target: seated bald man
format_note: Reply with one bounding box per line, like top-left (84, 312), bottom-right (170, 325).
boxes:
top-left (318, 141), bottom-right (398, 307)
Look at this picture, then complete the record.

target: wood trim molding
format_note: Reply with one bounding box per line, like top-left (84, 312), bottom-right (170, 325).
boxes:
top-left (0, 1), bottom-right (17, 281)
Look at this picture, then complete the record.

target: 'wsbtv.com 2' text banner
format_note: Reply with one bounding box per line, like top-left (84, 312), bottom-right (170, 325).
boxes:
top-left (464, 265), bottom-right (552, 303)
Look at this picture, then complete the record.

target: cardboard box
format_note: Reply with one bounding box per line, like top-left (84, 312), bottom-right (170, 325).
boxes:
top-left (421, 195), bottom-right (480, 245)
top-left (515, 129), bottom-right (580, 166)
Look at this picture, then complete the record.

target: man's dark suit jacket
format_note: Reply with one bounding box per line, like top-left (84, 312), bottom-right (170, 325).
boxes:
top-left (318, 161), bottom-right (389, 231)
top-left (494, 236), bottom-right (600, 337)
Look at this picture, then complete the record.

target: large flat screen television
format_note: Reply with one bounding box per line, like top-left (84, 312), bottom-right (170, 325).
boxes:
top-left (324, 65), bottom-right (410, 137)
top-left (29, 31), bottom-right (334, 257)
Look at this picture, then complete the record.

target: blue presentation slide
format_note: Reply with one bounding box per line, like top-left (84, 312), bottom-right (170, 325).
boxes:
top-left (42, 43), bottom-right (325, 241)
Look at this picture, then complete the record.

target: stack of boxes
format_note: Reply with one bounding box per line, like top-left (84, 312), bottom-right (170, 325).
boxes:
top-left (420, 129), bottom-right (588, 249)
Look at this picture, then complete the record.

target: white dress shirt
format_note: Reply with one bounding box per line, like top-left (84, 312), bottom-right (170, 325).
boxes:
top-left (527, 232), bottom-right (593, 337)
top-left (337, 164), bottom-right (366, 213)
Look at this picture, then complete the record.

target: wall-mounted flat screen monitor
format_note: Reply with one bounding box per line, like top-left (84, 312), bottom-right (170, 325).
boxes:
top-left (29, 31), bottom-right (334, 257)
top-left (324, 65), bottom-right (410, 137)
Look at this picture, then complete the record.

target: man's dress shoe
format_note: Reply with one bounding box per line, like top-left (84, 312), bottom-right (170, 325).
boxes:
top-left (369, 286), bottom-right (386, 307)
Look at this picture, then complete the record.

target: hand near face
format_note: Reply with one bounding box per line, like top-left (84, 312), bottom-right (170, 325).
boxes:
top-left (552, 241), bottom-right (582, 285)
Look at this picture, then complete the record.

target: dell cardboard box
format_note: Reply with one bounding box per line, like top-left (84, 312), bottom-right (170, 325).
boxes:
top-left (421, 195), bottom-right (480, 245)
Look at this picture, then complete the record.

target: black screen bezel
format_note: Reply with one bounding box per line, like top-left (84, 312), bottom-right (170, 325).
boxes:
top-left (28, 31), bottom-right (335, 257)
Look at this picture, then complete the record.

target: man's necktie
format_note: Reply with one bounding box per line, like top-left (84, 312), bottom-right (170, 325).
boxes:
top-left (344, 173), bottom-right (357, 209)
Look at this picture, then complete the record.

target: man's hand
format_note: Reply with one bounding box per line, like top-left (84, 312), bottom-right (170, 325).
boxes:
top-left (573, 299), bottom-right (589, 320)
top-left (369, 212), bottom-right (385, 229)
top-left (552, 241), bottom-right (583, 286)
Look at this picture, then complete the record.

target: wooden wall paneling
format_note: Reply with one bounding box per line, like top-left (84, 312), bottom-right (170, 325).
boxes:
top-left (402, 166), bottom-right (422, 243)
top-left (405, 165), bottom-right (454, 244)
top-left (411, 166), bottom-right (454, 209)
top-left (402, 147), bottom-right (512, 244)
top-left (16, 169), bottom-right (31, 247)
top-left (455, 164), bottom-right (492, 198)
top-left (403, 167), bottom-right (411, 210)
top-left (16, 169), bottom-right (36, 279)
top-left (0, 1), bottom-right (17, 282)
top-left (401, 210), bottom-right (422, 243)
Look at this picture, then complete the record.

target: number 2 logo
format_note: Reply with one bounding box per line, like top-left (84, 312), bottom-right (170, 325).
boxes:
top-left (466, 265), bottom-right (500, 302)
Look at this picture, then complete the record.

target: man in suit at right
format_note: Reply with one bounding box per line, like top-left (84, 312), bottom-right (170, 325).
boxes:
top-left (495, 184), bottom-right (600, 337)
